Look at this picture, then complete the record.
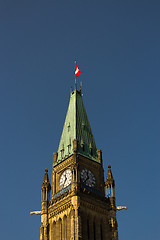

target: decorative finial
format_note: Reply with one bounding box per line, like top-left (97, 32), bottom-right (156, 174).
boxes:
top-left (80, 81), bottom-right (82, 93)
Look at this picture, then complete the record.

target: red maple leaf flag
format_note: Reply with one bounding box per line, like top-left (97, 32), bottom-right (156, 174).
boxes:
top-left (75, 61), bottom-right (82, 77)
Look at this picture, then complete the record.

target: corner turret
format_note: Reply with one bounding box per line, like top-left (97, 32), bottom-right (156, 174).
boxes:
top-left (106, 165), bottom-right (118, 240)
top-left (41, 169), bottom-right (51, 202)
top-left (106, 164), bottom-right (115, 197)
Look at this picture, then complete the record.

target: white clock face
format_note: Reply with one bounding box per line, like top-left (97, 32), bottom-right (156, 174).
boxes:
top-left (81, 168), bottom-right (96, 187)
top-left (59, 169), bottom-right (72, 189)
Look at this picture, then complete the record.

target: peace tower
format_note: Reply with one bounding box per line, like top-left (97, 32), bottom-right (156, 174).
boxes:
top-left (40, 86), bottom-right (119, 240)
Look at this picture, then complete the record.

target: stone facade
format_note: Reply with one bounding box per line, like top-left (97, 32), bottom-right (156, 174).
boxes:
top-left (40, 141), bottom-right (118, 240)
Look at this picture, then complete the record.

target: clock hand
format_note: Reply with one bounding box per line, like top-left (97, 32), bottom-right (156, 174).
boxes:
top-left (63, 174), bottom-right (67, 187)
top-left (84, 172), bottom-right (89, 183)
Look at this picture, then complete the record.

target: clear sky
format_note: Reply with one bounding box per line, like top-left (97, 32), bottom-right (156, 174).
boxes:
top-left (0, 1), bottom-right (159, 239)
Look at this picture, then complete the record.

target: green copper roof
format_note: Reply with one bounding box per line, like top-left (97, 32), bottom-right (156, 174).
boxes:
top-left (56, 89), bottom-right (98, 164)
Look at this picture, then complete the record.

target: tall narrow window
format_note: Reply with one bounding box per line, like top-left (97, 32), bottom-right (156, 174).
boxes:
top-left (82, 143), bottom-right (85, 151)
top-left (44, 190), bottom-right (46, 201)
top-left (87, 219), bottom-right (90, 240)
top-left (89, 143), bottom-right (93, 155)
top-left (61, 149), bottom-right (64, 159)
top-left (60, 220), bottom-right (62, 240)
top-left (67, 123), bottom-right (70, 132)
top-left (65, 217), bottom-right (67, 239)
top-left (93, 221), bottom-right (96, 240)
top-left (90, 147), bottom-right (93, 156)
top-left (100, 224), bottom-right (103, 240)
top-left (64, 215), bottom-right (67, 239)
top-left (53, 222), bottom-right (56, 240)
top-left (68, 144), bottom-right (71, 154)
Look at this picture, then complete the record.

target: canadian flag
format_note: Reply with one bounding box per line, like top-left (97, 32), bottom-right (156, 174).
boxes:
top-left (75, 61), bottom-right (82, 77)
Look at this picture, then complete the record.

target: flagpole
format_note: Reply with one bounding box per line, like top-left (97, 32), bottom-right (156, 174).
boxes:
top-left (75, 60), bottom-right (77, 90)
top-left (75, 75), bottom-right (77, 90)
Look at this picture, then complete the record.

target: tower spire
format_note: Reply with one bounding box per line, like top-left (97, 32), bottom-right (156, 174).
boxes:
top-left (38, 78), bottom-right (121, 240)
top-left (56, 88), bottom-right (99, 165)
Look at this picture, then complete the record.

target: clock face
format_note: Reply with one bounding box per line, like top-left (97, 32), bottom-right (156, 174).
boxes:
top-left (59, 169), bottom-right (72, 189)
top-left (81, 168), bottom-right (96, 187)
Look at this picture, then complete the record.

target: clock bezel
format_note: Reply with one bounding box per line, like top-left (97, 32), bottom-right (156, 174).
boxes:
top-left (59, 168), bottom-right (72, 190)
top-left (80, 168), bottom-right (96, 188)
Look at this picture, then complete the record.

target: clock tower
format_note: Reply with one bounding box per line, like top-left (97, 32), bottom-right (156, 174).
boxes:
top-left (40, 87), bottom-right (119, 240)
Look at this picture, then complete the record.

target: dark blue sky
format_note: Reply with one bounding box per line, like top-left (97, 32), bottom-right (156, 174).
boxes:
top-left (0, 1), bottom-right (159, 239)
